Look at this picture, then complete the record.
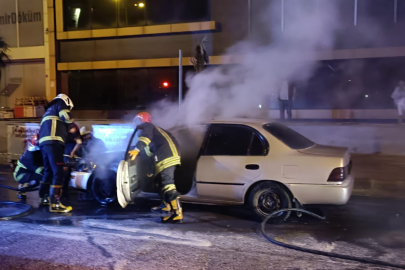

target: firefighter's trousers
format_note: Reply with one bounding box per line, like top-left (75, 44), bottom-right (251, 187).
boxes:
top-left (40, 144), bottom-right (65, 187)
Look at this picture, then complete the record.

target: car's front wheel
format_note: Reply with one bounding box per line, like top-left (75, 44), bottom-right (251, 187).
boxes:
top-left (248, 181), bottom-right (292, 222)
top-left (91, 169), bottom-right (117, 206)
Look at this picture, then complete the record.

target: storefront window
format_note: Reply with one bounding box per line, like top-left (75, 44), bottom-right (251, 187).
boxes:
top-left (93, 70), bottom-right (118, 109)
top-left (117, 69), bottom-right (148, 109)
top-left (68, 67), bottom-right (179, 110)
top-left (147, 67), bottom-right (178, 103)
top-left (68, 70), bottom-right (94, 109)
top-left (290, 57), bottom-right (405, 110)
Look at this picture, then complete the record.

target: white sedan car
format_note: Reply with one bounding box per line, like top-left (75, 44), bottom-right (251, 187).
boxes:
top-left (117, 119), bottom-right (354, 222)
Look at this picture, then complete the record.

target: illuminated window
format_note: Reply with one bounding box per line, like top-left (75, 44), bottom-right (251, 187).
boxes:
top-left (91, 0), bottom-right (118, 29)
top-left (118, 0), bottom-right (147, 27)
top-left (64, 0), bottom-right (91, 31)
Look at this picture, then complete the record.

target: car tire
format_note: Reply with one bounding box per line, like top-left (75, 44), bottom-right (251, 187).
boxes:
top-left (248, 181), bottom-right (292, 223)
top-left (91, 169), bottom-right (117, 206)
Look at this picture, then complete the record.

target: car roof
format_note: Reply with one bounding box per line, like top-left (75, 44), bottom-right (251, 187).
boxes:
top-left (170, 118), bottom-right (274, 131)
top-left (209, 118), bottom-right (272, 125)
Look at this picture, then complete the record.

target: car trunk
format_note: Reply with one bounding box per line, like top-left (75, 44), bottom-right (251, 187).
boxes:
top-left (298, 144), bottom-right (351, 166)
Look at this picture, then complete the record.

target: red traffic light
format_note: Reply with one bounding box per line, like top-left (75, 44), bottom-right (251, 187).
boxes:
top-left (163, 82), bottom-right (169, 88)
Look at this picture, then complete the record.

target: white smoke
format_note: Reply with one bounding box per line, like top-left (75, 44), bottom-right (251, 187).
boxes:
top-left (150, 0), bottom-right (340, 129)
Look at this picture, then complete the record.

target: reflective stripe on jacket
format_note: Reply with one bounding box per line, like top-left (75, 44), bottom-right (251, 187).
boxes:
top-left (135, 123), bottom-right (181, 174)
top-left (13, 150), bottom-right (44, 182)
top-left (39, 100), bottom-right (73, 146)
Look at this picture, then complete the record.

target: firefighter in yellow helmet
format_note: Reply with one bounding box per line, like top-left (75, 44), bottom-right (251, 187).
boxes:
top-left (129, 112), bottom-right (183, 223)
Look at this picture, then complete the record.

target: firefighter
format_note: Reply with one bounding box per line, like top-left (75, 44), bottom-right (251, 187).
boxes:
top-left (64, 123), bottom-right (82, 161)
top-left (62, 123), bottom-right (82, 199)
top-left (38, 94), bottom-right (74, 213)
top-left (79, 126), bottom-right (107, 161)
top-left (128, 112), bottom-right (183, 223)
top-left (13, 133), bottom-right (43, 200)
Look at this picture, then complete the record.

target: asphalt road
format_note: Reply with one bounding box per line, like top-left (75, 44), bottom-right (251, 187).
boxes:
top-left (0, 156), bottom-right (405, 270)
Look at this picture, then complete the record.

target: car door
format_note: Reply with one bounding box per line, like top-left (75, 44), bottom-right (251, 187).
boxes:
top-left (196, 124), bottom-right (267, 201)
top-left (116, 127), bottom-right (156, 208)
top-left (170, 125), bottom-right (207, 194)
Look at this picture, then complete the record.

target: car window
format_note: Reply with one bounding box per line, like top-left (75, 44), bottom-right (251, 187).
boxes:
top-left (250, 134), bottom-right (264, 155)
top-left (205, 125), bottom-right (263, 156)
top-left (263, 123), bottom-right (315, 150)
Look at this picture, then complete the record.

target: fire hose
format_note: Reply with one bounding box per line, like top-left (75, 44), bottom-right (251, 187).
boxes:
top-left (261, 208), bottom-right (405, 269)
top-left (0, 184), bottom-right (36, 220)
top-left (0, 184), bottom-right (38, 192)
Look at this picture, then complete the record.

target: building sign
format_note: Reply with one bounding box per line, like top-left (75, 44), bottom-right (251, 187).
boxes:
top-left (0, 0), bottom-right (44, 47)
top-left (7, 124), bottom-right (40, 159)
top-left (0, 11), bottom-right (42, 25)
top-left (12, 125), bottom-right (40, 138)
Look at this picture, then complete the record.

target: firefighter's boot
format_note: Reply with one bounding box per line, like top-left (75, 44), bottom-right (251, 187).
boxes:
top-left (39, 196), bottom-right (50, 206)
top-left (161, 198), bottom-right (183, 224)
top-left (17, 183), bottom-right (28, 200)
top-left (49, 185), bottom-right (72, 213)
top-left (151, 201), bottom-right (172, 216)
top-left (38, 182), bottom-right (50, 206)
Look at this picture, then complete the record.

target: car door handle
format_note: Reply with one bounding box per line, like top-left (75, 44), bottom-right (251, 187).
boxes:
top-left (245, 164), bottom-right (259, 170)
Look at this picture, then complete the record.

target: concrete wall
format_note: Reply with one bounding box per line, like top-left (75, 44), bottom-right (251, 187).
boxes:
top-left (265, 109), bottom-right (400, 120)
top-left (1, 119), bottom-right (405, 158)
top-left (0, 62), bottom-right (46, 108)
top-left (286, 123), bottom-right (405, 155)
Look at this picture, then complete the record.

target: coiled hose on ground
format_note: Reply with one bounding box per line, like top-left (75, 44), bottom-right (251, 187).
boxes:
top-left (0, 184), bottom-right (37, 220)
top-left (261, 208), bottom-right (405, 269)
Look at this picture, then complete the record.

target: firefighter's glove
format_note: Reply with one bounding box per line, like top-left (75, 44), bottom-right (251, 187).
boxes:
top-left (128, 149), bottom-right (140, 160)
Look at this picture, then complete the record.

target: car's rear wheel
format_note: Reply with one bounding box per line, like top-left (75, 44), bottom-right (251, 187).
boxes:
top-left (91, 169), bottom-right (117, 206)
top-left (248, 181), bottom-right (292, 222)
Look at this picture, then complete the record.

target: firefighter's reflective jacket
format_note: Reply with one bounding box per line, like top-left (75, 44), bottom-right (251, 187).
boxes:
top-left (13, 150), bottom-right (44, 182)
top-left (39, 100), bottom-right (73, 146)
top-left (135, 123), bottom-right (181, 174)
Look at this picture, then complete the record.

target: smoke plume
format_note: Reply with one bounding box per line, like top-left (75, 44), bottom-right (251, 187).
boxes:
top-left (150, 0), bottom-right (340, 129)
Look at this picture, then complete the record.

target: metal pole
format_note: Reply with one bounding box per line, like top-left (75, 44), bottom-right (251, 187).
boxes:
top-left (16, 0), bottom-right (20, 47)
top-left (179, 50), bottom-right (183, 107)
top-left (247, 0), bottom-right (251, 36)
top-left (394, 0), bottom-right (398, 23)
top-left (354, 0), bottom-right (358, 26)
top-left (281, 0), bottom-right (285, 32)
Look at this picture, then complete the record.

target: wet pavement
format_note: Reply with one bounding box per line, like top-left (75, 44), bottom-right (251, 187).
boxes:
top-left (1, 158), bottom-right (405, 270)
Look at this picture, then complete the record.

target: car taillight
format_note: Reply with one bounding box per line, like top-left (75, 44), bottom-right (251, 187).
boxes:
top-left (328, 167), bottom-right (346, 182)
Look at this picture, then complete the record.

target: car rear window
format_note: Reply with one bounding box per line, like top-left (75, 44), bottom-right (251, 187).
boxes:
top-left (263, 123), bottom-right (315, 150)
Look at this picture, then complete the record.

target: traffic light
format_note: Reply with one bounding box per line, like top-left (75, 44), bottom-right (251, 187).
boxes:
top-left (162, 81), bottom-right (169, 88)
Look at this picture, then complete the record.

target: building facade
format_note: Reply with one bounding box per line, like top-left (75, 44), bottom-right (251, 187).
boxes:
top-left (2, 0), bottom-right (405, 118)
top-left (0, 0), bottom-right (54, 110)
